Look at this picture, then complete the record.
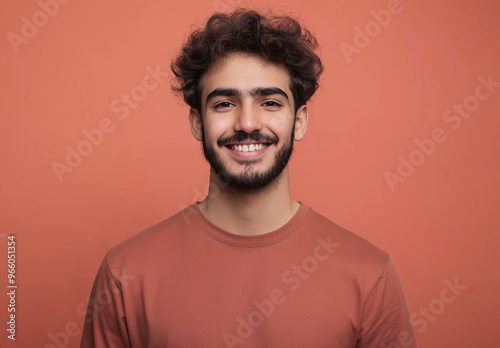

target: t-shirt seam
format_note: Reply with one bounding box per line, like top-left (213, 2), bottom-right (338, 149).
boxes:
top-left (192, 207), bottom-right (310, 248)
top-left (356, 255), bottom-right (391, 340)
top-left (103, 253), bottom-right (133, 346)
top-left (104, 253), bottom-right (121, 289)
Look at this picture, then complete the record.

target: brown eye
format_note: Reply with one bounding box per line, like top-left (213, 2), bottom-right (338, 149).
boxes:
top-left (214, 102), bottom-right (232, 108)
top-left (262, 101), bottom-right (281, 107)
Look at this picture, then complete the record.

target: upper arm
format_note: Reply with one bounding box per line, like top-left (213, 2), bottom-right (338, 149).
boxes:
top-left (356, 258), bottom-right (417, 348)
top-left (80, 256), bottom-right (132, 348)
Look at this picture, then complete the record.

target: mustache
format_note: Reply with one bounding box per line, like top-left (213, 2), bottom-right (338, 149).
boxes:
top-left (217, 131), bottom-right (278, 146)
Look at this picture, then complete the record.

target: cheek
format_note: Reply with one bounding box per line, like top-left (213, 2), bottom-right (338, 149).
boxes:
top-left (268, 115), bottom-right (294, 136)
top-left (203, 117), bottom-right (233, 143)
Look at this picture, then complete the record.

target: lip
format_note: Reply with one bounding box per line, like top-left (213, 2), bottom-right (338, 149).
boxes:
top-left (224, 144), bottom-right (271, 158)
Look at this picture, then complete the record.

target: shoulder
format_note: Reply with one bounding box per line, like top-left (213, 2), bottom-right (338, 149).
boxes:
top-left (302, 205), bottom-right (390, 279)
top-left (104, 207), bottom-right (198, 270)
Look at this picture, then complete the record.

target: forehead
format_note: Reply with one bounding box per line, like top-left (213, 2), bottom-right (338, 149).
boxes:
top-left (199, 53), bottom-right (292, 103)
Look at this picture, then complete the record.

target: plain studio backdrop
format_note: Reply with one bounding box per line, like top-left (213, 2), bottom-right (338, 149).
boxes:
top-left (0, 0), bottom-right (499, 347)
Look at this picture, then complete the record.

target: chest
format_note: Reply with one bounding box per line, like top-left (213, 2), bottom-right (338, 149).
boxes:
top-left (122, 249), bottom-right (362, 347)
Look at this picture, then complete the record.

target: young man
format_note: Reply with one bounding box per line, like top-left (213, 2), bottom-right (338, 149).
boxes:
top-left (80, 9), bottom-right (416, 348)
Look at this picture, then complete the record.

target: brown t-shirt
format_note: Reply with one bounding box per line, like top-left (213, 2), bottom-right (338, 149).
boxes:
top-left (80, 202), bottom-right (416, 348)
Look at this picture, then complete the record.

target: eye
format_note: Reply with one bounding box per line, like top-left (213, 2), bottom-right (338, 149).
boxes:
top-left (262, 100), bottom-right (281, 108)
top-left (214, 101), bottom-right (233, 109)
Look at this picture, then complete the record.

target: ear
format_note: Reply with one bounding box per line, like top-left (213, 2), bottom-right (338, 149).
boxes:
top-left (188, 108), bottom-right (203, 141)
top-left (293, 104), bottom-right (309, 141)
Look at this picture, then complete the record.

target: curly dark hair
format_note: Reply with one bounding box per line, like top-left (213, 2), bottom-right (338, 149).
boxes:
top-left (171, 9), bottom-right (323, 113)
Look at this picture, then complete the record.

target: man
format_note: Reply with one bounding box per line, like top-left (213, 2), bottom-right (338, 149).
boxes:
top-left (80, 9), bottom-right (416, 348)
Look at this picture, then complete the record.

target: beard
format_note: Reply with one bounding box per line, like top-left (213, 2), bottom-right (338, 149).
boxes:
top-left (201, 127), bottom-right (295, 191)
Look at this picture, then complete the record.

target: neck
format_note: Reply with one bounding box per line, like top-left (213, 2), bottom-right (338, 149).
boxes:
top-left (197, 166), bottom-right (300, 236)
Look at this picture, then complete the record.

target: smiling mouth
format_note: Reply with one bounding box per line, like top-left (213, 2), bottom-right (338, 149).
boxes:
top-left (225, 143), bottom-right (270, 153)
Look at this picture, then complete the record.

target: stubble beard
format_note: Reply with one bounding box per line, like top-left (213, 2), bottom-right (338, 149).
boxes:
top-left (201, 127), bottom-right (295, 192)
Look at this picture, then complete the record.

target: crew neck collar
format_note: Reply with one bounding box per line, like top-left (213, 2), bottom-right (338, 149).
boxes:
top-left (190, 201), bottom-right (310, 248)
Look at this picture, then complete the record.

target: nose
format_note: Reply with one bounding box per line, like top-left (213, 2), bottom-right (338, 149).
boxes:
top-left (233, 101), bottom-right (263, 133)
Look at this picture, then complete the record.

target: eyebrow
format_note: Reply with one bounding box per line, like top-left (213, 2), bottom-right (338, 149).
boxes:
top-left (206, 87), bottom-right (289, 104)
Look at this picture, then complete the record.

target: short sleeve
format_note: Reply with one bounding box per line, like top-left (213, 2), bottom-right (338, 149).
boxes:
top-left (356, 258), bottom-right (417, 348)
top-left (80, 256), bottom-right (132, 348)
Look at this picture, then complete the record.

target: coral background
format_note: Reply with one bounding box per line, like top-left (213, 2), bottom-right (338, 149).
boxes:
top-left (0, 0), bottom-right (499, 347)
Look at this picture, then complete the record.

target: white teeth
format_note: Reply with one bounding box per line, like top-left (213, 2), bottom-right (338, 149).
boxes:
top-left (230, 143), bottom-right (267, 152)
